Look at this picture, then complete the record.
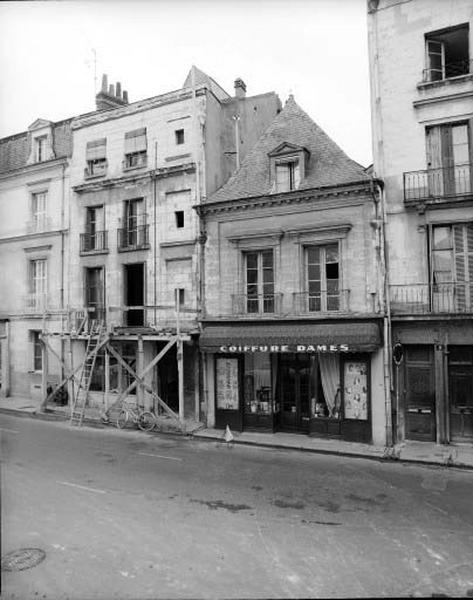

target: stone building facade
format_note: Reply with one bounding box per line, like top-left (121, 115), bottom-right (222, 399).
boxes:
top-left (0, 119), bottom-right (72, 398)
top-left (368, 0), bottom-right (473, 444)
top-left (198, 97), bottom-right (390, 445)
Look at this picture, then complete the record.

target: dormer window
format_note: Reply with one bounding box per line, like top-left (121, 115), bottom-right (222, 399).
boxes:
top-left (268, 142), bottom-right (309, 194)
top-left (35, 136), bottom-right (47, 162)
top-left (276, 159), bottom-right (300, 192)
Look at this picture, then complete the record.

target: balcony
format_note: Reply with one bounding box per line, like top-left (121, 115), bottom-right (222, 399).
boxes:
top-left (122, 152), bottom-right (147, 171)
top-left (292, 290), bottom-right (350, 314)
top-left (80, 231), bottom-right (108, 254)
top-left (390, 283), bottom-right (473, 315)
top-left (117, 225), bottom-right (150, 252)
top-left (24, 293), bottom-right (50, 313)
top-left (231, 293), bottom-right (283, 316)
top-left (404, 164), bottom-right (472, 205)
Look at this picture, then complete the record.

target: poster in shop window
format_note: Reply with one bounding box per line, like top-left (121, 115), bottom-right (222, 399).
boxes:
top-left (344, 361), bottom-right (368, 420)
top-left (216, 358), bottom-right (239, 410)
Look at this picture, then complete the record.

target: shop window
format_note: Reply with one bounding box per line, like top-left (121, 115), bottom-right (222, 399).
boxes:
top-left (424, 24), bottom-right (470, 82)
top-left (310, 354), bottom-right (342, 419)
top-left (244, 354), bottom-right (272, 416)
top-left (306, 244), bottom-right (340, 312)
top-left (244, 249), bottom-right (274, 314)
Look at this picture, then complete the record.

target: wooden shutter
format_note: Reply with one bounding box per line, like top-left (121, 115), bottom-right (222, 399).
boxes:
top-left (86, 138), bottom-right (106, 160)
top-left (124, 128), bottom-right (147, 154)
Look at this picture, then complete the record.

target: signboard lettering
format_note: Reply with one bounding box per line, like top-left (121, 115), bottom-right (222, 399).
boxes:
top-left (219, 343), bottom-right (350, 353)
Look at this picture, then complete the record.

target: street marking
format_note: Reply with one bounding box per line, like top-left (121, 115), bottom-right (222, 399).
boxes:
top-left (57, 481), bottom-right (107, 494)
top-left (0, 428), bottom-right (19, 434)
top-left (138, 452), bottom-right (183, 462)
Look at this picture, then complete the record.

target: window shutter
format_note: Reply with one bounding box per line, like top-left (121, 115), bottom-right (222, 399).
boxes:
top-left (125, 128), bottom-right (147, 154)
top-left (86, 138), bottom-right (107, 160)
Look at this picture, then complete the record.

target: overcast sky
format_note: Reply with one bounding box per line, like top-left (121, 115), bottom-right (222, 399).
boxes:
top-left (0, 0), bottom-right (373, 166)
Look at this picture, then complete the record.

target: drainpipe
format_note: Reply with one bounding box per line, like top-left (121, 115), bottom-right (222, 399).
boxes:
top-left (153, 141), bottom-right (158, 327)
top-left (373, 179), bottom-right (393, 447)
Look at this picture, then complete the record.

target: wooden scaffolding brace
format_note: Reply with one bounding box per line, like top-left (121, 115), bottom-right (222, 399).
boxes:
top-left (38, 302), bottom-right (188, 429)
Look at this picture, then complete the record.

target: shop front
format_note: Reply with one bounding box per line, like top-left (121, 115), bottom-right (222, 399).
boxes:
top-left (201, 321), bottom-right (383, 444)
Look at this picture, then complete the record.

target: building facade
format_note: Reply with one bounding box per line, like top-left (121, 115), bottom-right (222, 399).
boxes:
top-left (64, 68), bottom-right (281, 420)
top-left (0, 119), bottom-right (72, 399)
top-left (368, 0), bottom-right (473, 444)
top-left (198, 97), bottom-right (390, 446)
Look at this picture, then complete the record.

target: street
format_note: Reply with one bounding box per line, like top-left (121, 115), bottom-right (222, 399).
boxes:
top-left (1, 414), bottom-right (473, 599)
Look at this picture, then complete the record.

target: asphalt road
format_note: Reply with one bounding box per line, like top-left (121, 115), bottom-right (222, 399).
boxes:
top-left (1, 413), bottom-right (473, 599)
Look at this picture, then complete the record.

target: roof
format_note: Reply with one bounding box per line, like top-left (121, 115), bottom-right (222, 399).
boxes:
top-left (0, 119), bottom-right (72, 175)
top-left (209, 95), bottom-right (370, 203)
top-left (182, 65), bottom-right (230, 101)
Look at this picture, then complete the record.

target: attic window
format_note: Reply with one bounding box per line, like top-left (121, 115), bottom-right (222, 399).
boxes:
top-left (275, 159), bottom-right (300, 192)
top-left (35, 136), bottom-right (47, 163)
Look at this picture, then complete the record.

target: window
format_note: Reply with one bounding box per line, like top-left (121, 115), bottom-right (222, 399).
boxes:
top-left (82, 206), bottom-right (106, 252)
top-left (32, 192), bottom-right (47, 231)
top-left (32, 331), bottom-right (42, 371)
top-left (85, 138), bottom-right (107, 177)
top-left (30, 259), bottom-right (47, 309)
top-left (306, 244), bottom-right (340, 312)
top-left (275, 159), bottom-right (300, 192)
top-left (426, 122), bottom-right (471, 197)
top-left (431, 223), bottom-right (473, 311)
top-left (245, 249), bottom-right (274, 313)
top-left (425, 24), bottom-right (470, 82)
top-left (85, 267), bottom-right (105, 318)
top-left (175, 129), bottom-right (185, 145)
top-left (124, 128), bottom-right (147, 169)
top-left (175, 211), bottom-right (184, 228)
top-left (35, 136), bottom-right (47, 162)
top-left (119, 198), bottom-right (147, 249)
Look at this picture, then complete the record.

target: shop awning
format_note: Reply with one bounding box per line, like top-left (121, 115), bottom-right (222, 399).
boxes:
top-left (199, 321), bottom-right (382, 353)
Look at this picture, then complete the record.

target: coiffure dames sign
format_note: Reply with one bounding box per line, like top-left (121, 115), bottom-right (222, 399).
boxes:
top-left (219, 344), bottom-right (350, 353)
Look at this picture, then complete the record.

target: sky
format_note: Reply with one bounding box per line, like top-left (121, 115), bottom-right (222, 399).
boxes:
top-left (0, 0), bottom-right (373, 166)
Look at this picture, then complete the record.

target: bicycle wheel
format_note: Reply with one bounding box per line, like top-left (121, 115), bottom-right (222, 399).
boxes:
top-left (117, 409), bottom-right (129, 429)
top-left (138, 411), bottom-right (156, 432)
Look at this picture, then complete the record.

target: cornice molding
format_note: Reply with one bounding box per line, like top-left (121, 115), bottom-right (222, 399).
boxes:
top-left (0, 229), bottom-right (66, 245)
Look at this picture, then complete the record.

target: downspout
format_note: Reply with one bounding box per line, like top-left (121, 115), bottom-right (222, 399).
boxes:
top-left (60, 162), bottom-right (66, 384)
top-left (153, 141), bottom-right (158, 327)
top-left (374, 179), bottom-right (393, 448)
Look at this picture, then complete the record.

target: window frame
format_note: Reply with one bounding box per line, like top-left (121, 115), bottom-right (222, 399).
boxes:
top-left (243, 248), bottom-right (275, 314)
top-left (305, 242), bottom-right (341, 313)
top-left (424, 23), bottom-right (470, 82)
top-left (31, 191), bottom-right (47, 231)
top-left (31, 330), bottom-right (43, 372)
top-left (175, 129), bottom-right (185, 145)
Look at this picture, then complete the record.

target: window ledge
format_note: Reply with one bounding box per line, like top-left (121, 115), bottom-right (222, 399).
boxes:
top-left (117, 245), bottom-right (150, 253)
top-left (122, 164), bottom-right (147, 173)
top-left (79, 249), bottom-right (110, 256)
top-left (417, 73), bottom-right (473, 91)
top-left (84, 172), bottom-right (107, 180)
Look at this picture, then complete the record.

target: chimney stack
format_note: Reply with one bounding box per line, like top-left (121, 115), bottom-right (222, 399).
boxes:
top-left (95, 73), bottom-right (130, 111)
top-left (234, 78), bottom-right (247, 99)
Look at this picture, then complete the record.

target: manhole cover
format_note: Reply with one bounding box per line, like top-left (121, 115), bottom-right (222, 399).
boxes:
top-left (1, 548), bottom-right (46, 571)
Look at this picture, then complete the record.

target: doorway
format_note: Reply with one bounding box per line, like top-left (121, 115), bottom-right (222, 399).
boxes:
top-left (278, 354), bottom-right (310, 432)
top-left (124, 263), bottom-right (144, 326)
top-left (404, 346), bottom-right (436, 441)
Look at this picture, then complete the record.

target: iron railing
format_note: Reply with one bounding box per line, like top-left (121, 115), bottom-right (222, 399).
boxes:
top-left (123, 152), bottom-right (148, 170)
top-left (292, 290), bottom-right (350, 314)
top-left (231, 293), bottom-right (283, 316)
top-left (390, 282), bottom-right (473, 314)
top-left (422, 59), bottom-right (471, 83)
top-left (84, 159), bottom-right (108, 178)
top-left (404, 163), bottom-right (472, 202)
top-left (117, 225), bottom-right (150, 251)
top-left (80, 230), bottom-right (108, 253)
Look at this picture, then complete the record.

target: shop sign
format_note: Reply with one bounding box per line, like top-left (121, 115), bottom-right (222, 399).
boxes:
top-left (219, 343), bottom-right (350, 353)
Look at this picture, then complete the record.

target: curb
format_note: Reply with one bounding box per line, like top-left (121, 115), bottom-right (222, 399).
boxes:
top-left (2, 407), bottom-right (473, 470)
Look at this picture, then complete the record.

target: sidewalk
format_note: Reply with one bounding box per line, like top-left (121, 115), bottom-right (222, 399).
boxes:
top-left (1, 394), bottom-right (473, 470)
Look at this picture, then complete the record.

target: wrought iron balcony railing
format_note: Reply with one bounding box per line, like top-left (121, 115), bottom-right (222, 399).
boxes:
top-left (404, 163), bottom-right (472, 202)
top-left (292, 290), bottom-right (350, 314)
top-left (117, 225), bottom-right (150, 251)
top-left (80, 230), bottom-right (108, 253)
top-left (422, 59), bottom-right (472, 83)
top-left (231, 293), bottom-right (283, 316)
top-left (390, 283), bottom-right (473, 314)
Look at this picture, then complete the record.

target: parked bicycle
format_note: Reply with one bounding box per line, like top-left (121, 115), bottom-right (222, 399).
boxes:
top-left (116, 402), bottom-right (156, 432)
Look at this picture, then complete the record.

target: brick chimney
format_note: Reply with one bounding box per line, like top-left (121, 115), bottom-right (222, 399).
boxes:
top-left (95, 74), bottom-right (129, 111)
top-left (234, 78), bottom-right (247, 99)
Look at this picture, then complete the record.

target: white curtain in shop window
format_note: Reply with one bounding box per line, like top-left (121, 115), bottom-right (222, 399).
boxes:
top-left (319, 354), bottom-right (340, 417)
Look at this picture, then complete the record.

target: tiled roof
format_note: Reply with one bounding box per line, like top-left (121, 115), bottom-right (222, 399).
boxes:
top-left (209, 96), bottom-right (370, 203)
top-left (0, 119), bottom-right (72, 175)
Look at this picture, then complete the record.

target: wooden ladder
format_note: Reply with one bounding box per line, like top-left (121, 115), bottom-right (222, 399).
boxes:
top-left (70, 320), bottom-right (105, 427)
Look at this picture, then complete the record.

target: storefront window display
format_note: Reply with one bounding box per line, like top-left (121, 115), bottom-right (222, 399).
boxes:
top-left (243, 354), bottom-right (278, 430)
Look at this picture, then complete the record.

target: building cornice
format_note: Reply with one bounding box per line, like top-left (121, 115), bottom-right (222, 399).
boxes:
top-left (72, 162), bottom-right (196, 193)
top-left (0, 229), bottom-right (66, 245)
top-left (0, 157), bottom-right (69, 182)
top-left (195, 180), bottom-right (373, 216)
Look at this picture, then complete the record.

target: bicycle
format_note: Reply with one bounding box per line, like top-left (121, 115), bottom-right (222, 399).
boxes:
top-left (116, 403), bottom-right (156, 432)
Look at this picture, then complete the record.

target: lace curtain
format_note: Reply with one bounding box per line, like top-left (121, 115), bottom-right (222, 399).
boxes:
top-left (319, 354), bottom-right (341, 417)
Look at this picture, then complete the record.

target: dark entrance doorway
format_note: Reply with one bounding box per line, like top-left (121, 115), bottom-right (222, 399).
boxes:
top-left (404, 346), bottom-right (436, 441)
top-left (157, 344), bottom-right (178, 413)
top-left (448, 346), bottom-right (473, 442)
top-left (124, 263), bottom-right (144, 326)
top-left (278, 354), bottom-right (310, 432)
